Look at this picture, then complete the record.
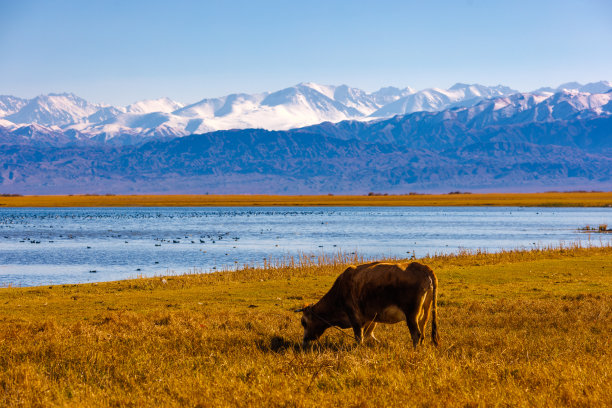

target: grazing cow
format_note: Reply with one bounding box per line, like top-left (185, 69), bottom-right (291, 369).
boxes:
top-left (295, 261), bottom-right (439, 348)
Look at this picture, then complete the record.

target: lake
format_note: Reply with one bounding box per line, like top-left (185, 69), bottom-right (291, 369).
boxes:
top-left (0, 207), bottom-right (610, 287)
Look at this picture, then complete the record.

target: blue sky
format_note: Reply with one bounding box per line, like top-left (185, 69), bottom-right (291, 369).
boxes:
top-left (1, 0), bottom-right (611, 105)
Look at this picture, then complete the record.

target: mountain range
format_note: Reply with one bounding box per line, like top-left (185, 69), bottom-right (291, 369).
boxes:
top-left (1, 80), bottom-right (610, 142)
top-left (0, 81), bottom-right (611, 194)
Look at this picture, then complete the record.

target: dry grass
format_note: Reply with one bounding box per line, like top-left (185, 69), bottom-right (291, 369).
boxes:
top-left (0, 245), bottom-right (611, 407)
top-left (1, 191), bottom-right (611, 207)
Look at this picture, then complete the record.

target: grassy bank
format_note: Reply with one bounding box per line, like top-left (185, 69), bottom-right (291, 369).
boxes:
top-left (1, 246), bottom-right (611, 407)
top-left (1, 191), bottom-right (612, 207)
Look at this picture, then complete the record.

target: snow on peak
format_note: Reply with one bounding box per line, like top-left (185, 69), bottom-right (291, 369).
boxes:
top-left (534, 81), bottom-right (612, 96)
top-left (5, 93), bottom-right (101, 126)
top-left (370, 86), bottom-right (415, 106)
top-left (448, 83), bottom-right (471, 91)
top-left (370, 83), bottom-right (517, 117)
top-left (0, 118), bottom-right (17, 129)
top-left (556, 82), bottom-right (583, 91)
top-left (0, 95), bottom-right (28, 117)
top-left (447, 83), bottom-right (517, 98)
top-left (126, 97), bottom-right (185, 114)
top-left (579, 81), bottom-right (612, 94)
top-left (300, 82), bottom-right (336, 100)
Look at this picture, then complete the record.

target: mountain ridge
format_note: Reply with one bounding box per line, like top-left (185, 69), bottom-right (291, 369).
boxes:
top-left (2, 80), bottom-right (610, 142)
top-left (1, 107), bottom-right (610, 194)
top-left (1, 80), bottom-right (610, 194)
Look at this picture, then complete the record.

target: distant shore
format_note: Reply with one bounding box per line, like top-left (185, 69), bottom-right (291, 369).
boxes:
top-left (0, 191), bottom-right (611, 207)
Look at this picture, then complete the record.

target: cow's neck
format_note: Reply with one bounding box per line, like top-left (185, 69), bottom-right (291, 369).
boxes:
top-left (310, 271), bottom-right (351, 327)
top-left (312, 296), bottom-right (347, 327)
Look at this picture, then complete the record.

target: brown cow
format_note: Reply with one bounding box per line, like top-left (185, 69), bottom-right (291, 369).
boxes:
top-left (296, 261), bottom-right (439, 348)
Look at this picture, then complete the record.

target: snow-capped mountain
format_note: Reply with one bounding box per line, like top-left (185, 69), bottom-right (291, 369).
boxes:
top-left (174, 83), bottom-right (367, 133)
top-left (73, 83), bottom-right (373, 139)
top-left (5, 93), bottom-right (103, 127)
top-left (577, 80), bottom-right (612, 94)
top-left (296, 90), bottom-right (612, 150)
top-left (534, 80), bottom-right (612, 96)
top-left (369, 86), bottom-right (415, 106)
top-left (2, 82), bottom-right (611, 194)
top-left (370, 83), bottom-right (519, 117)
top-left (300, 83), bottom-right (384, 115)
top-left (0, 95), bottom-right (28, 117)
top-left (126, 97), bottom-right (184, 114)
top-left (0, 81), bottom-right (610, 142)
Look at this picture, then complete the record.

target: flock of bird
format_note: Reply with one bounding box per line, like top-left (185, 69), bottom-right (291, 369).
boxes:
top-left (0, 209), bottom-right (356, 284)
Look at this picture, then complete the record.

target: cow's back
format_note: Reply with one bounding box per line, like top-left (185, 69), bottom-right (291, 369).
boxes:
top-left (344, 262), bottom-right (434, 322)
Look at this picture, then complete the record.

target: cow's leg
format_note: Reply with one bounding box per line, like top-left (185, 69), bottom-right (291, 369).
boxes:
top-left (346, 310), bottom-right (363, 345)
top-left (406, 316), bottom-right (422, 348)
top-left (405, 295), bottom-right (426, 348)
top-left (418, 290), bottom-right (433, 345)
top-left (364, 321), bottom-right (378, 343)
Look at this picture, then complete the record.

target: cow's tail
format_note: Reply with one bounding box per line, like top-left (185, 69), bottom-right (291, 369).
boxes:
top-left (430, 269), bottom-right (440, 347)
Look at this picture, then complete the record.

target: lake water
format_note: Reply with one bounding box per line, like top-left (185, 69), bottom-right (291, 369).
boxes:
top-left (0, 207), bottom-right (610, 287)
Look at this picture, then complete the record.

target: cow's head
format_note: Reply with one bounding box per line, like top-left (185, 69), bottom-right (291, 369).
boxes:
top-left (295, 305), bottom-right (328, 347)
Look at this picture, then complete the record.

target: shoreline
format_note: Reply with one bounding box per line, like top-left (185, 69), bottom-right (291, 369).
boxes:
top-left (1, 191), bottom-right (611, 207)
top-left (1, 243), bottom-right (608, 291)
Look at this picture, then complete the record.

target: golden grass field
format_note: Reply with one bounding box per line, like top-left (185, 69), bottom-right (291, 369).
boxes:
top-left (0, 245), bottom-right (611, 407)
top-left (1, 191), bottom-right (612, 207)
